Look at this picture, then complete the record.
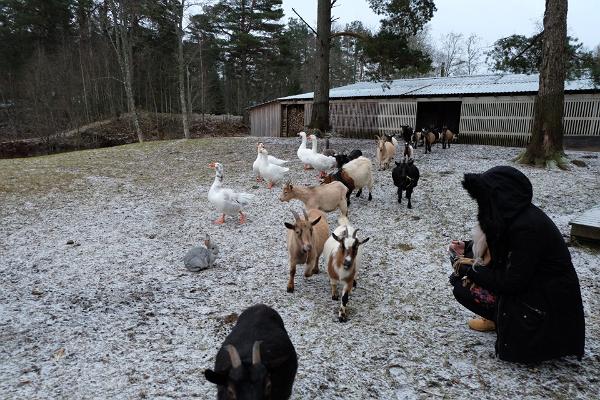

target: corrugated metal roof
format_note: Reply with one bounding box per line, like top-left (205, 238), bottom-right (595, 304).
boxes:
top-left (278, 73), bottom-right (598, 101)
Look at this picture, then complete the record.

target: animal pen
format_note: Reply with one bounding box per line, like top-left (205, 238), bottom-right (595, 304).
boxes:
top-left (248, 74), bottom-right (600, 147)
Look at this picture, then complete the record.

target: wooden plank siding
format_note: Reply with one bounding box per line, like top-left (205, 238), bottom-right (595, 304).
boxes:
top-left (459, 94), bottom-right (600, 146)
top-left (249, 102), bottom-right (281, 137)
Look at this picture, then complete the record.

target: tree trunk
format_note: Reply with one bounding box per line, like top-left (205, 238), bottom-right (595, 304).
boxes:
top-left (309, 0), bottom-right (332, 133)
top-left (518, 0), bottom-right (568, 167)
top-left (120, 27), bottom-right (143, 143)
top-left (177, 0), bottom-right (190, 139)
top-left (108, 0), bottom-right (143, 143)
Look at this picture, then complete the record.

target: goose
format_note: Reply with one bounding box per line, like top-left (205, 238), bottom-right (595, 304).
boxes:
top-left (252, 143), bottom-right (287, 182)
top-left (297, 131), bottom-right (314, 169)
top-left (308, 135), bottom-right (336, 178)
top-left (257, 146), bottom-right (289, 189)
top-left (208, 162), bottom-right (255, 224)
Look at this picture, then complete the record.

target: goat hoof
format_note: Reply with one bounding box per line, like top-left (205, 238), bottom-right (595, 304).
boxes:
top-left (338, 315), bottom-right (347, 323)
top-left (368, 194), bottom-right (372, 201)
top-left (353, 280), bottom-right (357, 288)
top-left (408, 204), bottom-right (412, 209)
top-left (332, 295), bottom-right (339, 301)
top-left (287, 286), bottom-right (294, 293)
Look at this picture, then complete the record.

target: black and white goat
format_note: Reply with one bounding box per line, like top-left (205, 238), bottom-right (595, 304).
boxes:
top-left (205, 304), bottom-right (298, 400)
top-left (334, 149), bottom-right (363, 168)
top-left (392, 159), bottom-right (420, 209)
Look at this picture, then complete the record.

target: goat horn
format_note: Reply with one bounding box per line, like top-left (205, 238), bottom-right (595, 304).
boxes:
top-left (291, 210), bottom-right (300, 221)
top-left (302, 209), bottom-right (308, 219)
top-left (352, 229), bottom-right (359, 239)
top-left (225, 345), bottom-right (242, 368)
top-left (252, 341), bottom-right (262, 365)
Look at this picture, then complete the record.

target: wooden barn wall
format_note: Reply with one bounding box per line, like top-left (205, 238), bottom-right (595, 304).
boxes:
top-left (301, 99), bottom-right (417, 138)
top-left (459, 94), bottom-right (600, 146)
top-left (249, 103), bottom-right (281, 137)
top-left (459, 96), bottom-right (534, 146)
top-left (563, 94), bottom-right (600, 137)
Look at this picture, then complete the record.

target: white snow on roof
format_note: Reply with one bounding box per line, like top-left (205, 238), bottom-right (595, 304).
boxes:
top-left (278, 73), bottom-right (598, 101)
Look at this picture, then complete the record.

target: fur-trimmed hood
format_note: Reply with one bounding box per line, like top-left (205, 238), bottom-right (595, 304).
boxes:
top-left (462, 166), bottom-right (533, 246)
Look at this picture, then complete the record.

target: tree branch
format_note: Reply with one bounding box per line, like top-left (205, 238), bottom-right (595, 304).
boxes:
top-left (512, 30), bottom-right (544, 61)
top-left (330, 31), bottom-right (367, 41)
top-left (291, 8), bottom-right (318, 37)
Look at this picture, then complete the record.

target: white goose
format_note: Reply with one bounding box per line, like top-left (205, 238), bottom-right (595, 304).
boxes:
top-left (257, 146), bottom-right (289, 189)
top-left (297, 131), bottom-right (314, 169)
top-left (252, 143), bottom-right (287, 182)
top-left (308, 135), bottom-right (336, 177)
top-left (208, 162), bottom-right (255, 224)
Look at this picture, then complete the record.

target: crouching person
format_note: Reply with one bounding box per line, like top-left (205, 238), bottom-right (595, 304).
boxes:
top-left (450, 166), bottom-right (585, 363)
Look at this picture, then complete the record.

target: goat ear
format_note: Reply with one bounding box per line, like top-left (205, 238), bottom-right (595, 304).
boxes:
top-left (284, 222), bottom-right (295, 230)
top-left (311, 216), bottom-right (322, 226)
top-left (204, 369), bottom-right (228, 386)
top-left (359, 237), bottom-right (370, 245)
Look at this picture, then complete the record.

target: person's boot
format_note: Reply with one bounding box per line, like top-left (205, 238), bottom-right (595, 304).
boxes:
top-left (468, 318), bottom-right (496, 332)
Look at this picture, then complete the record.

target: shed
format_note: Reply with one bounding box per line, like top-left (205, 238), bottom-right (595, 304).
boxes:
top-left (248, 73), bottom-right (600, 147)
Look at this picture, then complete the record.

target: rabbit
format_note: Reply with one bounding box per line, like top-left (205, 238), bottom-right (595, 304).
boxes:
top-left (183, 234), bottom-right (219, 272)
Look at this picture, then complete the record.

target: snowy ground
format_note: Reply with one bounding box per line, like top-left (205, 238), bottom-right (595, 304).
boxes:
top-left (1, 137), bottom-right (599, 399)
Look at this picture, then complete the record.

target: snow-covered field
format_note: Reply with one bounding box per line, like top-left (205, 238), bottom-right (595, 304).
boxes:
top-left (1, 137), bottom-right (599, 399)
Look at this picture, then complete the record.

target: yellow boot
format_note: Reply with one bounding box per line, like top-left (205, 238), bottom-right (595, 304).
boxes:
top-left (468, 318), bottom-right (496, 332)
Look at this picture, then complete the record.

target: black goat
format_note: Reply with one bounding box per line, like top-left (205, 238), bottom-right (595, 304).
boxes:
top-left (334, 149), bottom-right (362, 168)
top-left (400, 125), bottom-right (413, 144)
top-left (392, 159), bottom-right (420, 209)
top-left (205, 304), bottom-right (298, 400)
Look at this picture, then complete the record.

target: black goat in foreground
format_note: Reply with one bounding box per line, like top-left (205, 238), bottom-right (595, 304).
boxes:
top-left (205, 304), bottom-right (298, 400)
top-left (392, 159), bottom-right (420, 209)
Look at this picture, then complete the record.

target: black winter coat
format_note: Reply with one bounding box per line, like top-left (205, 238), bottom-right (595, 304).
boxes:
top-left (462, 166), bottom-right (585, 363)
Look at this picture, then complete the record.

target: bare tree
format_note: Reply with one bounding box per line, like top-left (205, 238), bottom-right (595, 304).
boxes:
top-left (106, 0), bottom-right (143, 142)
top-left (517, 0), bottom-right (569, 167)
top-left (464, 33), bottom-right (483, 75)
top-left (437, 32), bottom-right (465, 76)
top-left (176, 0), bottom-right (190, 139)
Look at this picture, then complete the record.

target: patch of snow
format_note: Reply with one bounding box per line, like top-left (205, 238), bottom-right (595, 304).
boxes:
top-left (0, 138), bottom-right (599, 399)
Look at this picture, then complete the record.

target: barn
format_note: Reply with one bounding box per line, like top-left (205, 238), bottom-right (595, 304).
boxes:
top-left (248, 73), bottom-right (600, 147)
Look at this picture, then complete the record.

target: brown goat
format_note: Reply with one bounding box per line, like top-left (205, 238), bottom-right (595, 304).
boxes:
top-left (279, 181), bottom-right (348, 220)
top-left (284, 209), bottom-right (330, 293)
top-left (442, 128), bottom-right (455, 149)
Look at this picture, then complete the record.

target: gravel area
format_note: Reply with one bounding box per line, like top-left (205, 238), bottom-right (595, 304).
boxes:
top-left (1, 137), bottom-right (599, 399)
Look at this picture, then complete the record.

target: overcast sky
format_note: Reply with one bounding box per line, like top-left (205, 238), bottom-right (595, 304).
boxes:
top-left (282, 0), bottom-right (599, 51)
